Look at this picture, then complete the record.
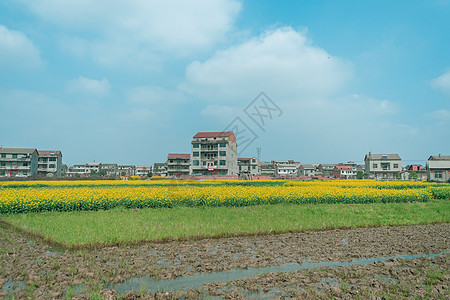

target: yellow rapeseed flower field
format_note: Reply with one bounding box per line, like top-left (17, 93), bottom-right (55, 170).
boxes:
top-left (0, 180), bottom-right (447, 214)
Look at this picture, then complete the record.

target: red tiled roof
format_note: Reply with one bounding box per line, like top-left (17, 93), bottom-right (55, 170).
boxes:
top-left (193, 131), bottom-right (233, 138)
top-left (37, 150), bottom-right (62, 156)
top-left (334, 165), bottom-right (352, 170)
top-left (168, 153), bottom-right (190, 159)
top-left (238, 157), bottom-right (252, 161)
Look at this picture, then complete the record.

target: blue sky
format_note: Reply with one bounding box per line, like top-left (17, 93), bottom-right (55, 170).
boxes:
top-left (1, 0), bottom-right (449, 166)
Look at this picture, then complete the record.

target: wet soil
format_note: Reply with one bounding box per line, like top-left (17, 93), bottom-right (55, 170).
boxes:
top-left (0, 223), bottom-right (448, 299)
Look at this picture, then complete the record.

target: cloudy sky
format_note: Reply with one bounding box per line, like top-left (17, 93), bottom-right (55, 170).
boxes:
top-left (1, 0), bottom-right (449, 166)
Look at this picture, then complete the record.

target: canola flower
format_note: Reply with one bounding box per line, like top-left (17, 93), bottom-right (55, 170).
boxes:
top-left (0, 179), bottom-right (446, 214)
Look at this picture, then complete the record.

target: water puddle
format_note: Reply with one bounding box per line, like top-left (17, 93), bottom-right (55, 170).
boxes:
top-left (105, 251), bottom-right (449, 295)
top-left (2, 280), bottom-right (26, 293)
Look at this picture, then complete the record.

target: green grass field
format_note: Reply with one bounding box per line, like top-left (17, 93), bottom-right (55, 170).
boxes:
top-left (2, 199), bottom-right (449, 249)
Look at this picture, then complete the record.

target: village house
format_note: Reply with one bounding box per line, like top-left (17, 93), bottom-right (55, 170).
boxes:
top-left (427, 154), bottom-right (450, 182)
top-left (190, 131), bottom-right (238, 176)
top-left (167, 154), bottom-right (190, 178)
top-left (364, 153), bottom-right (402, 179)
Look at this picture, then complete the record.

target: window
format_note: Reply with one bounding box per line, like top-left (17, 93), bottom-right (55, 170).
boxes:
top-left (202, 144), bottom-right (207, 149)
top-left (0, 162), bottom-right (5, 166)
top-left (214, 161), bottom-right (218, 166)
top-left (219, 143), bottom-right (226, 147)
top-left (220, 151), bottom-right (226, 156)
top-left (193, 160), bottom-right (199, 166)
top-left (193, 144), bottom-right (199, 148)
top-left (220, 160), bottom-right (226, 165)
top-left (12, 154), bottom-right (17, 158)
top-left (373, 163), bottom-right (378, 168)
top-left (435, 171), bottom-right (443, 179)
top-left (49, 164), bottom-right (55, 168)
top-left (1, 154), bottom-right (5, 158)
top-left (193, 152), bottom-right (199, 157)
top-left (393, 164), bottom-right (398, 168)
top-left (23, 162), bottom-right (28, 166)
top-left (382, 155), bottom-right (387, 159)
top-left (203, 161), bottom-right (207, 166)
top-left (49, 157), bottom-right (57, 162)
top-left (221, 170), bottom-right (227, 175)
top-left (252, 166), bottom-right (256, 169)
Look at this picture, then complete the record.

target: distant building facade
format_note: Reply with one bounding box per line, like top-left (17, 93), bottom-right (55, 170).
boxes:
top-left (273, 160), bottom-right (300, 177)
top-left (37, 150), bottom-right (63, 176)
top-left (298, 164), bottom-right (318, 177)
top-left (427, 154), bottom-right (450, 182)
top-left (102, 163), bottom-right (118, 177)
top-left (118, 165), bottom-right (136, 177)
top-left (364, 153), bottom-right (402, 179)
top-left (333, 165), bottom-right (356, 179)
top-left (190, 131), bottom-right (238, 176)
top-left (136, 165), bottom-right (152, 177)
top-left (238, 157), bottom-right (260, 179)
top-left (0, 147), bottom-right (38, 177)
top-left (153, 163), bottom-right (168, 177)
top-left (258, 161), bottom-right (276, 176)
top-left (167, 154), bottom-right (190, 178)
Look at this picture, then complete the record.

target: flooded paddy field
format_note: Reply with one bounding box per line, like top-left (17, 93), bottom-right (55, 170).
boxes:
top-left (1, 223), bottom-right (448, 299)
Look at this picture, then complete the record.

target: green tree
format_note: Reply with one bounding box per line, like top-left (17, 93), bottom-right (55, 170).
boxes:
top-left (357, 171), bottom-right (365, 179)
top-left (409, 171), bottom-right (418, 180)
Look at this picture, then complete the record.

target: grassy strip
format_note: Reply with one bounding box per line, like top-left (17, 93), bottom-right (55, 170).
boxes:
top-left (1, 199), bottom-right (449, 249)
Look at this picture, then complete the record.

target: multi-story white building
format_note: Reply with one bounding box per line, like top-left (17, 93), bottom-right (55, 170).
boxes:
top-left (364, 153), bottom-right (402, 179)
top-left (273, 160), bottom-right (300, 177)
top-left (190, 131), bottom-right (238, 176)
top-left (102, 163), bottom-right (118, 177)
top-left (37, 150), bottom-right (63, 176)
top-left (66, 164), bottom-right (89, 176)
top-left (333, 165), bottom-right (357, 179)
top-left (136, 165), bottom-right (152, 177)
top-left (0, 147), bottom-right (38, 177)
top-left (167, 154), bottom-right (190, 178)
top-left (118, 165), bottom-right (136, 177)
top-left (258, 161), bottom-right (276, 176)
top-left (427, 154), bottom-right (450, 182)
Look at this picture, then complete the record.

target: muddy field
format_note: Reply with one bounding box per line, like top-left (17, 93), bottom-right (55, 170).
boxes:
top-left (0, 223), bottom-right (448, 299)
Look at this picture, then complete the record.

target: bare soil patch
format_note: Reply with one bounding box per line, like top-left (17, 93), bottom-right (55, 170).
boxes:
top-left (0, 223), bottom-right (448, 299)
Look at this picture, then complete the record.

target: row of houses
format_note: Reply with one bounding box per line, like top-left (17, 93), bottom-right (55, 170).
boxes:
top-left (152, 132), bottom-right (450, 182)
top-left (2, 132), bottom-right (449, 182)
top-left (0, 147), bottom-right (63, 177)
top-left (66, 163), bottom-right (152, 177)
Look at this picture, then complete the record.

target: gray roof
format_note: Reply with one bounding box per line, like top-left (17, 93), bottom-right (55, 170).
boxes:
top-left (0, 147), bottom-right (37, 154)
top-left (301, 164), bottom-right (317, 169)
top-left (365, 153), bottom-right (401, 160)
top-left (429, 155), bottom-right (450, 161)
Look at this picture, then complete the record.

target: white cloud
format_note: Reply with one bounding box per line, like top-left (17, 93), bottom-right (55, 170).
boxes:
top-left (428, 109), bottom-right (450, 121)
top-left (20, 0), bottom-right (241, 67)
top-left (430, 70), bottom-right (450, 96)
top-left (67, 77), bottom-right (110, 97)
top-left (127, 86), bottom-right (186, 105)
top-left (0, 25), bottom-right (42, 68)
top-left (200, 104), bottom-right (239, 120)
top-left (181, 27), bottom-right (353, 103)
top-left (121, 86), bottom-right (188, 124)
